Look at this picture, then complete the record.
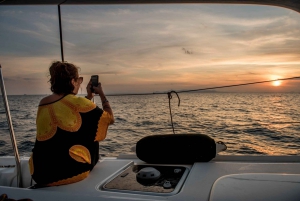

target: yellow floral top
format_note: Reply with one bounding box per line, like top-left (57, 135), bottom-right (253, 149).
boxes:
top-left (29, 94), bottom-right (113, 186)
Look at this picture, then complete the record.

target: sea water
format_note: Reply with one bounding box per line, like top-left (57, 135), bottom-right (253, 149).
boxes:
top-left (0, 93), bottom-right (299, 157)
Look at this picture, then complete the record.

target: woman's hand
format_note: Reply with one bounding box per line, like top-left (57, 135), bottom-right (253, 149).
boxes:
top-left (92, 82), bottom-right (105, 98)
top-left (86, 80), bottom-right (94, 100)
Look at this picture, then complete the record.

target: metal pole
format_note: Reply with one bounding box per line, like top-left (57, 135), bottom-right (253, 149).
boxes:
top-left (0, 65), bottom-right (22, 187)
top-left (58, 4), bottom-right (64, 62)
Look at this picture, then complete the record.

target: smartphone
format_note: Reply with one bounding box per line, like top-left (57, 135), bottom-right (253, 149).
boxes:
top-left (90, 75), bottom-right (99, 93)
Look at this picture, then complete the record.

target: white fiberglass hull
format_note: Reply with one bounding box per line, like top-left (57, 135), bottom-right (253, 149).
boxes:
top-left (1, 155), bottom-right (300, 201)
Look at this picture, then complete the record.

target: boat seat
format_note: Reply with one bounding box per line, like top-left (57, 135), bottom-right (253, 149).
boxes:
top-left (209, 173), bottom-right (300, 201)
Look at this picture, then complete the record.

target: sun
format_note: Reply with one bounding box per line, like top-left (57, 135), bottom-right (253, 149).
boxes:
top-left (272, 80), bottom-right (281, 86)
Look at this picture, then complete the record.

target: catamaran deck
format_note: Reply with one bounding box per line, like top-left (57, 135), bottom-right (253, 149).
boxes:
top-left (1, 1), bottom-right (300, 201)
top-left (1, 155), bottom-right (300, 201)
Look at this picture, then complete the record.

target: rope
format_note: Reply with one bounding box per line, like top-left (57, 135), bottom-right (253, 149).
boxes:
top-left (106, 76), bottom-right (300, 97)
top-left (167, 91), bottom-right (180, 134)
top-left (0, 165), bottom-right (15, 168)
top-left (176, 76), bottom-right (300, 93)
top-left (108, 122), bottom-right (300, 131)
top-left (105, 76), bottom-right (300, 134)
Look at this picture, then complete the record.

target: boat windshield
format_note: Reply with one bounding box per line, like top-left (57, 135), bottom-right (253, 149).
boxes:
top-left (0, 4), bottom-right (300, 157)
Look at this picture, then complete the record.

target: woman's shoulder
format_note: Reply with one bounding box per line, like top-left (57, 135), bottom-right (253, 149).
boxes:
top-left (39, 94), bottom-right (65, 106)
top-left (64, 95), bottom-right (97, 110)
top-left (38, 94), bottom-right (97, 113)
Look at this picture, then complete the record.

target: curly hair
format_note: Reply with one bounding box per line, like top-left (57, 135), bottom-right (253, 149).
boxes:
top-left (49, 61), bottom-right (80, 94)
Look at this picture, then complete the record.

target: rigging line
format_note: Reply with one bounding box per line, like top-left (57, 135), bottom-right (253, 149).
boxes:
top-left (175, 76), bottom-right (300, 93)
top-left (108, 122), bottom-right (300, 130)
top-left (106, 76), bottom-right (300, 135)
top-left (105, 76), bottom-right (300, 97)
top-left (168, 91), bottom-right (178, 134)
top-left (107, 92), bottom-right (161, 96)
top-left (157, 120), bottom-right (300, 125)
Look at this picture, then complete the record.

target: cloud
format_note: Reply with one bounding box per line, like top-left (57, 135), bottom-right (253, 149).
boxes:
top-left (60, 6), bottom-right (300, 67)
top-left (1, 4), bottom-right (300, 94)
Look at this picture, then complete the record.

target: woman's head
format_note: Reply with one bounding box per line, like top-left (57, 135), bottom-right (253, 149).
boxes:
top-left (49, 61), bottom-right (83, 95)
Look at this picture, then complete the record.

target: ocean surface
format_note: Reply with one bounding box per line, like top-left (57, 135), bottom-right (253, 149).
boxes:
top-left (0, 93), bottom-right (299, 157)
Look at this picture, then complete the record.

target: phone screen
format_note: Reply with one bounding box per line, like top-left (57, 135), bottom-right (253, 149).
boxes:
top-left (91, 75), bottom-right (98, 87)
top-left (91, 75), bottom-right (99, 92)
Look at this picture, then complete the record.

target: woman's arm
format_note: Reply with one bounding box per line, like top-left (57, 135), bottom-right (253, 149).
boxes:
top-left (86, 80), bottom-right (94, 100)
top-left (93, 82), bottom-right (114, 124)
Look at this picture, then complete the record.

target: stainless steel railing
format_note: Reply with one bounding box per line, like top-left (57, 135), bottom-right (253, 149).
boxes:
top-left (0, 64), bottom-right (22, 188)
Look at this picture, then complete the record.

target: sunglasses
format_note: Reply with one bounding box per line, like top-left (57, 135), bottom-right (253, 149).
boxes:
top-left (77, 77), bottom-right (83, 84)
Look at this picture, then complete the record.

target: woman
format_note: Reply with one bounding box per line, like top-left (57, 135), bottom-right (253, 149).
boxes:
top-left (29, 61), bottom-right (114, 186)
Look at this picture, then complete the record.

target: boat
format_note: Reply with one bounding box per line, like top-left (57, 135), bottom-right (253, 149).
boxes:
top-left (1, 0), bottom-right (300, 200)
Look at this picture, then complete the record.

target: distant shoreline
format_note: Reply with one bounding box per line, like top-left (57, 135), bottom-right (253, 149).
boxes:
top-left (1, 91), bottom-right (299, 96)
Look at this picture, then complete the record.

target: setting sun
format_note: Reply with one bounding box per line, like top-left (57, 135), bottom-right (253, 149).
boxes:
top-left (272, 80), bottom-right (282, 86)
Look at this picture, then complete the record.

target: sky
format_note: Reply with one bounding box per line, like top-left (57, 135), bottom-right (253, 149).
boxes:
top-left (0, 4), bottom-right (300, 95)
